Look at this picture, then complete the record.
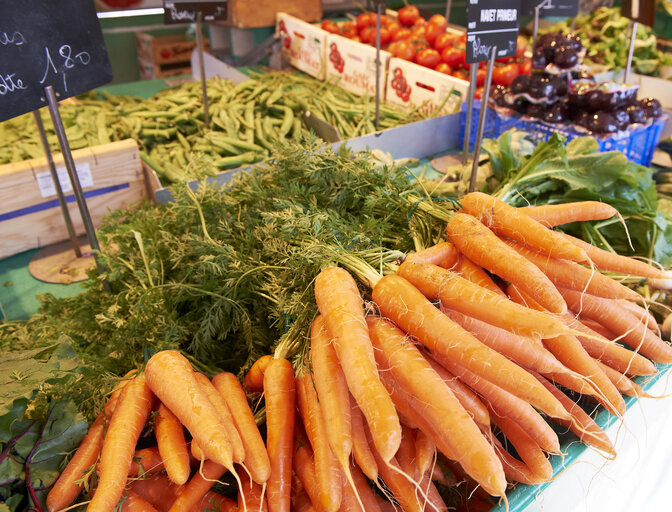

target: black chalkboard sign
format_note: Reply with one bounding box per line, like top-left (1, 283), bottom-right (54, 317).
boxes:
top-left (621, 0), bottom-right (656, 27)
top-left (164, 0), bottom-right (228, 24)
top-left (466, 0), bottom-right (521, 65)
top-left (522, 0), bottom-right (579, 17)
top-left (0, 0), bottom-right (112, 123)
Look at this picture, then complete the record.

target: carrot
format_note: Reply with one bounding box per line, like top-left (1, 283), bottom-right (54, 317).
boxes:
top-left (617, 299), bottom-right (659, 332)
top-left (595, 360), bottom-right (650, 398)
top-left (238, 470), bottom-right (268, 512)
top-left (88, 376), bottom-right (155, 512)
top-left (518, 201), bottom-right (617, 227)
top-left (442, 308), bottom-right (566, 375)
top-left (415, 429), bottom-right (437, 478)
top-left (145, 351), bottom-right (234, 470)
top-left (459, 191), bottom-right (588, 263)
top-left (263, 357), bottom-right (296, 512)
top-left (367, 316), bottom-right (506, 497)
top-left (489, 433), bottom-right (549, 486)
top-left (429, 351), bottom-right (561, 454)
top-left (340, 461), bottom-right (382, 512)
top-left (562, 314), bottom-right (657, 376)
top-left (502, 238), bottom-right (642, 302)
top-left (193, 491), bottom-right (239, 512)
top-left (490, 412), bottom-right (552, 481)
top-left (559, 287), bottom-right (672, 364)
top-left (292, 482), bottom-right (316, 512)
top-left (577, 317), bottom-right (616, 339)
top-left (296, 372), bottom-right (342, 512)
top-left (398, 261), bottom-right (568, 339)
top-left (445, 213), bottom-right (568, 313)
top-left (244, 355), bottom-right (273, 393)
top-left (194, 372), bottom-right (246, 464)
top-left (168, 460), bottom-right (227, 512)
top-left (314, 266), bottom-right (401, 462)
top-left (556, 232), bottom-right (665, 278)
top-left (309, 315), bottom-right (352, 472)
top-left (127, 474), bottom-right (183, 512)
top-left (128, 446), bottom-right (165, 478)
top-left (121, 490), bottom-right (160, 512)
top-left (212, 372), bottom-right (271, 484)
top-left (455, 255), bottom-right (506, 296)
top-left (533, 373), bottom-right (616, 456)
top-left (372, 273), bottom-right (570, 420)
top-left (395, 424), bottom-right (418, 477)
top-left (292, 422), bottom-right (321, 510)
top-left (46, 377), bottom-right (129, 512)
top-left (154, 403), bottom-right (190, 484)
top-left (404, 241), bottom-right (459, 268)
top-left (349, 397), bottom-right (378, 482)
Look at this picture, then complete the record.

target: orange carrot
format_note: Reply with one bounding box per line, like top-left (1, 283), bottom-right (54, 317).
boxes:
top-left (168, 460), bottom-right (227, 512)
top-left (121, 490), bottom-right (160, 512)
top-left (518, 201), bottom-right (617, 227)
top-left (368, 316), bottom-right (506, 497)
top-left (192, 491), bottom-right (239, 512)
top-left (238, 470), bottom-right (268, 512)
top-left (127, 473), bottom-right (183, 512)
top-left (397, 260), bottom-right (567, 339)
top-left (459, 191), bottom-right (588, 263)
top-left (263, 357), bottom-right (296, 512)
top-left (502, 238), bottom-right (642, 302)
top-left (244, 355), bottom-right (273, 393)
top-left (155, 403), bottom-right (190, 484)
top-left (194, 372), bottom-right (246, 464)
top-left (533, 373), bottom-right (616, 456)
top-left (293, 423), bottom-right (321, 510)
top-left (491, 413), bottom-right (552, 481)
top-left (349, 397), bottom-right (378, 482)
top-left (404, 241), bottom-right (459, 268)
top-left (212, 372), bottom-right (271, 484)
top-left (89, 376), bottom-right (156, 512)
top-left (145, 351), bottom-right (234, 470)
top-left (292, 482), bottom-right (316, 512)
top-left (372, 274), bottom-right (570, 420)
top-left (296, 372), bottom-right (342, 512)
top-left (617, 299), bottom-right (659, 332)
top-left (556, 232), bottom-right (665, 278)
top-left (559, 287), bottom-right (672, 364)
top-left (395, 424), bottom-right (417, 476)
top-left (340, 461), bottom-right (382, 512)
top-left (415, 429), bottom-right (437, 478)
top-left (455, 255), bottom-right (506, 296)
top-left (314, 266), bottom-right (401, 462)
top-left (442, 308), bottom-right (566, 375)
top-left (595, 360), bottom-right (650, 398)
top-left (128, 446), bottom-right (165, 478)
top-left (445, 213), bottom-right (568, 313)
top-left (577, 317), bottom-right (616, 339)
top-left (309, 315), bottom-right (352, 472)
top-left (489, 433), bottom-right (549, 486)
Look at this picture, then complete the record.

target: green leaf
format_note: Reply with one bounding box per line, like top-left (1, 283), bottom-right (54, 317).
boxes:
top-left (0, 398), bottom-right (28, 443)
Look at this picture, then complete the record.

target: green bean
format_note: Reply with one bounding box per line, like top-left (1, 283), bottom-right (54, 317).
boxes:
top-left (279, 106), bottom-right (294, 137)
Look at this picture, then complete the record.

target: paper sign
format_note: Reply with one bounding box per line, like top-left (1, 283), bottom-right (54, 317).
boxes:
top-left (35, 163), bottom-right (93, 198)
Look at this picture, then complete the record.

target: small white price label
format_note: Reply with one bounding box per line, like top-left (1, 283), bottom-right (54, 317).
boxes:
top-left (35, 162), bottom-right (93, 198)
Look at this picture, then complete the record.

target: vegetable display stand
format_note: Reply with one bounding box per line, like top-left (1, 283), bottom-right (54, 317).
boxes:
top-left (460, 101), bottom-right (519, 152)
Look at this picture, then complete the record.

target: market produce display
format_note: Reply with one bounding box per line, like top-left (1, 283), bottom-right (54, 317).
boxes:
top-left (3, 132), bottom-right (672, 511)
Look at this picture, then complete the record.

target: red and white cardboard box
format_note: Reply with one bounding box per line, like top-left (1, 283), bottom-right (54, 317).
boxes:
top-left (276, 12), bottom-right (326, 80)
top-left (385, 57), bottom-right (469, 116)
top-left (325, 33), bottom-right (391, 98)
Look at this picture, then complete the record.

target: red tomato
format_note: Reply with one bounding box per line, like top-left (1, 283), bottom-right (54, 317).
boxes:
top-left (395, 41), bottom-right (416, 62)
top-left (416, 48), bottom-right (441, 69)
top-left (360, 26), bottom-right (376, 45)
top-left (340, 21), bottom-right (357, 39)
top-left (452, 69), bottom-right (468, 80)
top-left (321, 20), bottom-right (339, 34)
top-left (492, 62), bottom-right (519, 87)
top-left (424, 22), bottom-right (445, 46)
top-left (356, 13), bottom-right (372, 32)
top-left (477, 68), bottom-right (486, 86)
top-left (433, 32), bottom-right (458, 52)
top-left (397, 5), bottom-right (420, 27)
top-left (413, 17), bottom-right (427, 26)
top-left (376, 27), bottom-right (391, 45)
top-left (392, 27), bottom-right (412, 42)
top-left (441, 47), bottom-right (463, 69)
top-left (428, 14), bottom-right (447, 31)
top-left (387, 41), bottom-right (400, 55)
top-left (409, 37), bottom-right (430, 53)
top-left (411, 24), bottom-right (426, 40)
top-left (435, 62), bottom-right (452, 74)
top-left (519, 58), bottom-right (532, 75)
top-left (369, 13), bottom-right (388, 26)
top-left (474, 86), bottom-right (484, 100)
top-left (387, 21), bottom-right (401, 39)
top-left (516, 35), bottom-right (528, 59)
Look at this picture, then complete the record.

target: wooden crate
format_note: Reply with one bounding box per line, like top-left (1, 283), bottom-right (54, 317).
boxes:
top-left (0, 139), bottom-right (148, 260)
top-left (135, 32), bottom-right (210, 79)
top-left (218, 0), bottom-right (322, 28)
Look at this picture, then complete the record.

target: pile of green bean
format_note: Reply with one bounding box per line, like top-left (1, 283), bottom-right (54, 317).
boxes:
top-left (0, 71), bottom-right (437, 184)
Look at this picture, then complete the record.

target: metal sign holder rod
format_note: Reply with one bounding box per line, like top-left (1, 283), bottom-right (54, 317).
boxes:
top-left (468, 46), bottom-right (496, 193)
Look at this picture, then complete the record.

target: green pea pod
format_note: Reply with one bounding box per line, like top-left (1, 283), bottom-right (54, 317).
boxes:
top-left (215, 151), bottom-right (264, 170)
top-left (266, 87), bottom-right (284, 106)
top-left (206, 132), bottom-right (264, 153)
top-left (255, 118), bottom-right (274, 151)
top-left (279, 106), bottom-right (294, 138)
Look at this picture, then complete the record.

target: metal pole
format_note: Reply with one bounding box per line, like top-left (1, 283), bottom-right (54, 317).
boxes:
top-left (33, 110), bottom-right (82, 257)
top-left (533, 0), bottom-right (552, 50)
top-left (375, 1), bottom-right (382, 130)
top-left (469, 46), bottom-right (496, 193)
top-left (44, 85), bottom-right (106, 276)
top-left (462, 63), bottom-right (479, 165)
top-left (570, 15), bottom-right (577, 33)
top-left (624, 21), bottom-right (638, 83)
top-left (445, 0), bottom-right (452, 24)
top-left (196, 11), bottom-right (210, 128)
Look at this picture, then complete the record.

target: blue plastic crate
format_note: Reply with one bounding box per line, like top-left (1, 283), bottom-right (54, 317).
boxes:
top-left (460, 101), bottom-right (666, 167)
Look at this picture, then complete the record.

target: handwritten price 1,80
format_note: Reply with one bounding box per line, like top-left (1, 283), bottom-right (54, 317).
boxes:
top-left (39, 44), bottom-right (91, 92)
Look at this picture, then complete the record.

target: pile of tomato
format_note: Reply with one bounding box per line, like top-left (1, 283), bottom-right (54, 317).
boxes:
top-left (320, 5), bottom-right (532, 97)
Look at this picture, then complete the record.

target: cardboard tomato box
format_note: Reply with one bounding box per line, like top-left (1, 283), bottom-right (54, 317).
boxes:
top-left (325, 33), bottom-right (391, 98)
top-left (276, 12), bottom-right (327, 80)
top-left (385, 57), bottom-right (469, 117)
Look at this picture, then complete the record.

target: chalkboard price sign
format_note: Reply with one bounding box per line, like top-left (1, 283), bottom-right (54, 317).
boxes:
top-left (522, 0), bottom-right (579, 17)
top-left (0, 0), bottom-right (112, 123)
top-left (466, 0), bottom-right (521, 65)
top-left (621, 0), bottom-right (656, 27)
top-left (164, 0), bottom-right (228, 24)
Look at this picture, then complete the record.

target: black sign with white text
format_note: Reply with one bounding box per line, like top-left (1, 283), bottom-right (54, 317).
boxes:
top-left (163, 0), bottom-right (228, 24)
top-left (0, 0), bottom-right (112, 123)
top-left (522, 0), bottom-right (579, 17)
top-left (466, 0), bottom-right (521, 65)
top-left (621, 0), bottom-right (656, 27)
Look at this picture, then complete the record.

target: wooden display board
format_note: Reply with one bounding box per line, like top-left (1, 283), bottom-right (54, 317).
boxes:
top-left (0, 139), bottom-right (147, 259)
top-left (221, 0), bottom-right (322, 28)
